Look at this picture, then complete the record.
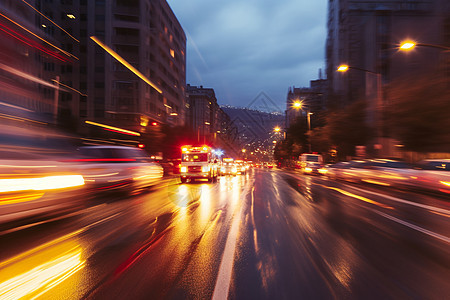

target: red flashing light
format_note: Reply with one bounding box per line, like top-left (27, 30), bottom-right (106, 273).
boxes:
top-left (151, 122), bottom-right (158, 126)
top-left (138, 144), bottom-right (145, 148)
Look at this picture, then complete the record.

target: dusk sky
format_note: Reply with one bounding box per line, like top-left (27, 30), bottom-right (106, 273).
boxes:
top-left (168, 0), bottom-right (328, 110)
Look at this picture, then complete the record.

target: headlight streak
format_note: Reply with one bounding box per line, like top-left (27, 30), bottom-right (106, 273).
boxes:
top-left (0, 193), bottom-right (45, 206)
top-left (320, 185), bottom-right (394, 209)
top-left (0, 62), bottom-right (72, 92)
top-left (361, 179), bottom-right (391, 186)
top-left (0, 175), bottom-right (85, 193)
top-left (0, 247), bottom-right (85, 300)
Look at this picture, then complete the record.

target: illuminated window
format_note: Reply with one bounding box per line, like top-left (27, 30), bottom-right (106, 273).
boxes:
top-left (170, 49), bottom-right (175, 58)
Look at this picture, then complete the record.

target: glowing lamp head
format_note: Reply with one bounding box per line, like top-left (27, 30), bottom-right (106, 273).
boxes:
top-left (274, 127), bottom-right (281, 132)
top-left (337, 65), bottom-right (349, 72)
top-left (399, 41), bottom-right (416, 51)
top-left (294, 102), bottom-right (302, 108)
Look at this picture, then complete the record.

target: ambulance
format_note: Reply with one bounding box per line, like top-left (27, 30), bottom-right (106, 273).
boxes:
top-left (180, 145), bottom-right (218, 183)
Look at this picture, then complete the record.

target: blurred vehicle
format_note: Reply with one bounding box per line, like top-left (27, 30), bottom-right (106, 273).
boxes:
top-left (69, 146), bottom-right (163, 193)
top-left (360, 159), bottom-right (413, 187)
top-left (180, 146), bottom-right (218, 183)
top-left (220, 158), bottom-right (237, 176)
top-left (0, 158), bottom-right (85, 226)
top-left (299, 153), bottom-right (324, 175)
top-left (266, 162), bottom-right (274, 169)
top-left (0, 122), bottom-right (86, 226)
top-left (171, 159), bottom-right (182, 174)
top-left (326, 162), bottom-right (352, 180)
top-left (326, 160), bottom-right (372, 181)
top-left (411, 159), bottom-right (450, 194)
top-left (234, 160), bottom-right (247, 174)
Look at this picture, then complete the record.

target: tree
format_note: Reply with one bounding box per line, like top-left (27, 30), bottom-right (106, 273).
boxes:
top-left (386, 72), bottom-right (450, 152)
top-left (327, 100), bottom-right (373, 157)
top-left (306, 100), bottom-right (373, 159)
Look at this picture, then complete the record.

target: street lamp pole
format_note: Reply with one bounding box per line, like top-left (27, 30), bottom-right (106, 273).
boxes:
top-left (338, 65), bottom-right (383, 156)
top-left (307, 111), bottom-right (313, 153)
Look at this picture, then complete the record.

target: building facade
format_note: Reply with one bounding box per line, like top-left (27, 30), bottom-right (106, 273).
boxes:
top-left (325, 0), bottom-right (450, 154)
top-left (0, 0), bottom-right (76, 125)
top-left (186, 85), bottom-right (239, 153)
top-left (286, 78), bottom-right (327, 128)
top-left (83, 0), bottom-right (187, 134)
top-left (22, 0), bottom-right (187, 136)
top-left (326, 0), bottom-right (449, 107)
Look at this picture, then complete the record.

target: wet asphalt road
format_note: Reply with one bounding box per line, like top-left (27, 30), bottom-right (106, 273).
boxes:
top-left (0, 168), bottom-right (449, 299)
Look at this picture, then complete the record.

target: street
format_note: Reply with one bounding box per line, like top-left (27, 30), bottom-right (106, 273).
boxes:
top-left (0, 168), bottom-right (449, 299)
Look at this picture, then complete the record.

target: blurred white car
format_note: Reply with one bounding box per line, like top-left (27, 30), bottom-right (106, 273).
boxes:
top-left (0, 123), bottom-right (86, 226)
top-left (0, 157), bottom-right (85, 225)
top-left (410, 159), bottom-right (450, 194)
top-left (359, 159), bottom-right (414, 187)
top-left (68, 146), bottom-right (163, 193)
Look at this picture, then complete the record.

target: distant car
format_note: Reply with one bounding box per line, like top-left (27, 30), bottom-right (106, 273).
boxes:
top-left (299, 154), bottom-right (324, 175)
top-left (234, 160), bottom-right (247, 174)
top-left (220, 162), bottom-right (237, 176)
top-left (69, 146), bottom-right (163, 193)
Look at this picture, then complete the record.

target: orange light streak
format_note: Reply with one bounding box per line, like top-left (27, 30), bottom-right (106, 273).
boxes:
top-left (21, 0), bottom-right (80, 43)
top-left (90, 36), bottom-right (162, 94)
top-left (85, 120), bottom-right (141, 136)
top-left (0, 12), bottom-right (78, 60)
top-left (51, 79), bottom-right (87, 97)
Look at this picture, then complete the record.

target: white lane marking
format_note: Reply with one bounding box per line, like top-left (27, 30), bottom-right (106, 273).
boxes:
top-left (212, 187), bottom-right (252, 300)
top-left (347, 184), bottom-right (450, 215)
top-left (374, 210), bottom-right (450, 244)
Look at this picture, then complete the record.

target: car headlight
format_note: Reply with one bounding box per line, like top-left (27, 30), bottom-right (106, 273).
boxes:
top-left (202, 166), bottom-right (210, 173)
top-left (180, 166), bottom-right (187, 173)
top-left (304, 167), bottom-right (313, 173)
top-left (318, 168), bottom-right (328, 175)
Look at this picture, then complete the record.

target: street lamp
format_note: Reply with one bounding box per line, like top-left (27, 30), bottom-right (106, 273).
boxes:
top-left (293, 101), bottom-right (303, 109)
top-left (399, 40), bottom-right (450, 51)
top-left (337, 64), bottom-right (383, 156)
top-left (274, 126), bottom-right (281, 133)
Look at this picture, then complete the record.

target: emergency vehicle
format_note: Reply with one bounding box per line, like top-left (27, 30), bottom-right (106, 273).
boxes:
top-left (180, 145), bottom-right (218, 183)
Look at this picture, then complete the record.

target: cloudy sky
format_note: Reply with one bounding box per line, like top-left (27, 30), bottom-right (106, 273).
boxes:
top-left (168, 0), bottom-right (327, 110)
